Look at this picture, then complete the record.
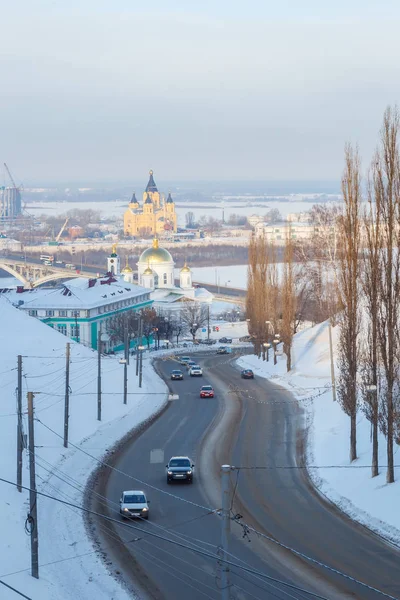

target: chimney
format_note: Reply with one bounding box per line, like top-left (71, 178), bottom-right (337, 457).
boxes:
top-left (88, 278), bottom-right (96, 288)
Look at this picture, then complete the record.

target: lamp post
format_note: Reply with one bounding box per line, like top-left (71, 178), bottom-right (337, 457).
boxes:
top-left (263, 342), bottom-right (271, 362)
top-left (366, 383), bottom-right (378, 477)
top-left (138, 345), bottom-right (145, 388)
top-left (273, 334), bottom-right (281, 366)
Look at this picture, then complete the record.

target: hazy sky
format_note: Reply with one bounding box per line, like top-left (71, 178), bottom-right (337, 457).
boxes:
top-left (1, 0), bottom-right (400, 184)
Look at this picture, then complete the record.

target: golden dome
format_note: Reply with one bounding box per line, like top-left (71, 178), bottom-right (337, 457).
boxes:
top-left (143, 266), bottom-right (153, 275)
top-left (121, 257), bottom-right (133, 273)
top-left (180, 262), bottom-right (191, 273)
top-left (138, 238), bottom-right (173, 264)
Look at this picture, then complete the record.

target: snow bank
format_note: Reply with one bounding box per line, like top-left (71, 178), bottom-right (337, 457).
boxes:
top-left (0, 298), bottom-right (168, 599)
top-left (237, 321), bottom-right (400, 545)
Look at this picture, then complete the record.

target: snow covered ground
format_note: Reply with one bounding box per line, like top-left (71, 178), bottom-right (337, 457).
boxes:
top-left (0, 298), bottom-right (168, 600)
top-left (237, 321), bottom-right (400, 545)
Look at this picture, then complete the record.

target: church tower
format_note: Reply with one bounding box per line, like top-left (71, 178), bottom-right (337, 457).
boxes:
top-left (107, 244), bottom-right (120, 276)
top-left (143, 170), bottom-right (160, 208)
top-left (180, 263), bottom-right (192, 290)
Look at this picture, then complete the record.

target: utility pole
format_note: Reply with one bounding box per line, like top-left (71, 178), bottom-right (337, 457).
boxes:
top-left (64, 343), bottom-right (71, 447)
top-left (123, 325), bottom-right (128, 405)
top-left (27, 392), bottom-right (39, 579)
top-left (207, 305), bottom-right (210, 341)
top-left (97, 326), bottom-right (102, 421)
top-left (136, 316), bottom-right (142, 377)
top-left (17, 355), bottom-right (23, 492)
top-left (220, 464), bottom-right (231, 600)
top-left (328, 321), bottom-right (337, 402)
top-left (139, 345), bottom-right (143, 388)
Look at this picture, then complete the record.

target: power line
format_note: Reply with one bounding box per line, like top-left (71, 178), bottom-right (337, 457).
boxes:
top-left (232, 517), bottom-right (400, 600)
top-left (0, 475), bottom-right (329, 600)
top-left (0, 579), bottom-right (32, 599)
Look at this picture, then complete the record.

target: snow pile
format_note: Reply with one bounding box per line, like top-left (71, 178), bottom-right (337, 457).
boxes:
top-left (237, 321), bottom-right (400, 544)
top-left (0, 298), bottom-right (168, 600)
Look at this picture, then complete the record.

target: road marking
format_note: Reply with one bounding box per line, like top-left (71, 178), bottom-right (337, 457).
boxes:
top-left (150, 449), bottom-right (164, 464)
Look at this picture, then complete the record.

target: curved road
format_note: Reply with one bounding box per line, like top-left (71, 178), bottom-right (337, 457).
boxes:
top-left (91, 351), bottom-right (400, 600)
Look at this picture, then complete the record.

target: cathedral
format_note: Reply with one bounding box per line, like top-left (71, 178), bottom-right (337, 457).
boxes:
top-left (118, 238), bottom-right (213, 310)
top-left (123, 170), bottom-right (177, 237)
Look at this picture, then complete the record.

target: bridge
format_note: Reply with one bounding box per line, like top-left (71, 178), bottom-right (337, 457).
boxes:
top-left (0, 257), bottom-right (96, 288)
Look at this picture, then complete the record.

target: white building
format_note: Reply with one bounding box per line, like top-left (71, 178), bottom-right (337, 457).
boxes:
top-left (254, 221), bottom-right (318, 244)
top-left (5, 269), bottom-right (152, 352)
top-left (135, 238), bottom-right (213, 311)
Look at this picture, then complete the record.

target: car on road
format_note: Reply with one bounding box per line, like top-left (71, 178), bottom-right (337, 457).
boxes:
top-left (217, 346), bottom-right (232, 354)
top-left (203, 339), bottom-right (217, 345)
top-left (241, 369), bottom-right (254, 379)
top-left (120, 490), bottom-right (150, 519)
top-left (189, 365), bottom-right (203, 377)
top-left (179, 356), bottom-right (190, 365)
top-left (186, 360), bottom-right (196, 370)
top-left (166, 456), bottom-right (194, 483)
top-left (239, 335), bottom-right (253, 342)
top-left (170, 369), bottom-right (184, 380)
top-left (219, 337), bottom-right (228, 343)
top-left (200, 385), bottom-right (214, 398)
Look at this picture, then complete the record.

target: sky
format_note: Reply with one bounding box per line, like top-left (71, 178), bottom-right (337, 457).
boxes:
top-left (1, 1), bottom-right (400, 185)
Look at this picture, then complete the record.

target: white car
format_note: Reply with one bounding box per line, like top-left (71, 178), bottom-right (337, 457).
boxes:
top-left (189, 365), bottom-right (203, 377)
top-left (119, 490), bottom-right (150, 519)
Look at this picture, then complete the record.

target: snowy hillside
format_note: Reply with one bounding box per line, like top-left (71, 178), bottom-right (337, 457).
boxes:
top-left (0, 298), bottom-right (168, 600)
top-left (238, 321), bottom-right (400, 544)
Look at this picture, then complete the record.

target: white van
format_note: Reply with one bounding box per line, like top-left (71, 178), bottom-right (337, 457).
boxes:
top-left (119, 490), bottom-right (150, 519)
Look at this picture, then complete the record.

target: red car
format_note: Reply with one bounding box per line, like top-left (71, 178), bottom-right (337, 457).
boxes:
top-left (200, 385), bottom-right (214, 398)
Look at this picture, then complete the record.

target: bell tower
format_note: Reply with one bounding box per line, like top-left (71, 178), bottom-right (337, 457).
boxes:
top-left (107, 244), bottom-right (120, 275)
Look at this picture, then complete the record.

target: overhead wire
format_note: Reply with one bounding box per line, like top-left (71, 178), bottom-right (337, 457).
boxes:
top-left (0, 476), bottom-right (330, 600)
top-left (0, 579), bottom-right (32, 599)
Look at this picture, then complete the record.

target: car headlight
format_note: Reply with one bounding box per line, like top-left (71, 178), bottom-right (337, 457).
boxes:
top-left (123, 507), bottom-right (129, 512)
top-left (186, 470), bottom-right (192, 475)
top-left (142, 507), bottom-right (149, 512)
top-left (167, 471), bottom-right (173, 475)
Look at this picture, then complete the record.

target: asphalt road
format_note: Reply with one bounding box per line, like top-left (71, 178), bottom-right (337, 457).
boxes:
top-left (92, 351), bottom-right (400, 600)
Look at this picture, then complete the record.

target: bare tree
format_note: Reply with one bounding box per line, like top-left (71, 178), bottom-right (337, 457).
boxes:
top-left (336, 144), bottom-right (362, 463)
top-left (373, 107), bottom-right (400, 483)
top-left (360, 171), bottom-right (382, 477)
top-left (107, 310), bottom-right (140, 346)
top-left (281, 228), bottom-right (296, 371)
top-left (179, 302), bottom-right (208, 341)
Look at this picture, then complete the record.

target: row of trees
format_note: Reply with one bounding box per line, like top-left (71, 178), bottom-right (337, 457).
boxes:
top-left (107, 302), bottom-right (210, 349)
top-left (246, 106), bottom-right (400, 484)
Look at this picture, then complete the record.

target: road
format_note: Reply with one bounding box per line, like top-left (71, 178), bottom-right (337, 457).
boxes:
top-left (91, 351), bottom-right (400, 600)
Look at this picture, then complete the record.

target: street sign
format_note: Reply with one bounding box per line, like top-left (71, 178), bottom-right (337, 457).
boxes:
top-left (202, 328), bottom-right (207, 333)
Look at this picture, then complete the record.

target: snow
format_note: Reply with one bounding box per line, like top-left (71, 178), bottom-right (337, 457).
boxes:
top-left (4, 276), bottom-right (149, 309)
top-left (0, 298), bottom-right (168, 599)
top-left (237, 321), bottom-right (400, 544)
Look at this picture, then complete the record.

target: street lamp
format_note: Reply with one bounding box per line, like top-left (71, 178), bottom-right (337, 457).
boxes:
top-left (138, 345), bottom-right (145, 388)
top-left (272, 334), bottom-right (281, 366)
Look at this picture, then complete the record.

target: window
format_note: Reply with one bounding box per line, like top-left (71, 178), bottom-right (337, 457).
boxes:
top-left (71, 324), bottom-right (80, 340)
top-left (154, 275), bottom-right (159, 286)
top-left (57, 324), bottom-right (67, 335)
top-left (28, 310), bottom-right (38, 316)
top-left (163, 273), bottom-right (167, 284)
top-left (59, 310), bottom-right (67, 317)
top-left (71, 310), bottom-right (80, 318)
top-left (46, 310), bottom-right (54, 317)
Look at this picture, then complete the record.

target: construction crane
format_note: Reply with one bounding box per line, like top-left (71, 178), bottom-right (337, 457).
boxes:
top-left (56, 217), bottom-right (69, 242)
top-left (4, 163), bottom-right (17, 188)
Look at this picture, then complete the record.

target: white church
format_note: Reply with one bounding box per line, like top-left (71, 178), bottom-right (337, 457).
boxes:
top-left (111, 239), bottom-right (213, 311)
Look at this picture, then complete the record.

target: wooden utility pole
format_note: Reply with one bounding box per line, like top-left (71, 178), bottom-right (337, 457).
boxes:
top-left (207, 305), bottom-right (210, 341)
top-left (97, 326), bottom-right (102, 421)
top-left (17, 355), bottom-right (23, 492)
top-left (328, 322), bottom-right (336, 402)
top-left (64, 343), bottom-right (71, 447)
top-left (123, 325), bottom-right (128, 405)
top-left (27, 392), bottom-right (39, 579)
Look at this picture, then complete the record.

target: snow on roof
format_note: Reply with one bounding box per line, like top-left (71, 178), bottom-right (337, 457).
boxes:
top-left (3, 276), bottom-right (150, 310)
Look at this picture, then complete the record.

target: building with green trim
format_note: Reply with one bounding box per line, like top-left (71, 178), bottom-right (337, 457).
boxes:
top-left (6, 273), bottom-right (152, 351)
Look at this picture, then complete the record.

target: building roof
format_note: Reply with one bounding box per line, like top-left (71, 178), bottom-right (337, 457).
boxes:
top-left (130, 192), bottom-right (138, 204)
top-left (4, 276), bottom-right (150, 310)
top-left (166, 192), bottom-right (174, 204)
top-left (145, 170), bottom-right (158, 193)
top-left (138, 238), bottom-right (173, 265)
top-left (144, 193), bottom-right (153, 204)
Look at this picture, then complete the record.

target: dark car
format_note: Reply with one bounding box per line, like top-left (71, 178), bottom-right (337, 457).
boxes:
top-left (217, 346), bottom-right (229, 354)
top-left (166, 456), bottom-right (194, 483)
top-left (203, 339), bottom-right (216, 345)
top-left (170, 369), bottom-right (184, 380)
top-left (219, 337), bottom-right (228, 343)
top-left (225, 338), bottom-right (233, 344)
top-left (241, 369), bottom-right (254, 379)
